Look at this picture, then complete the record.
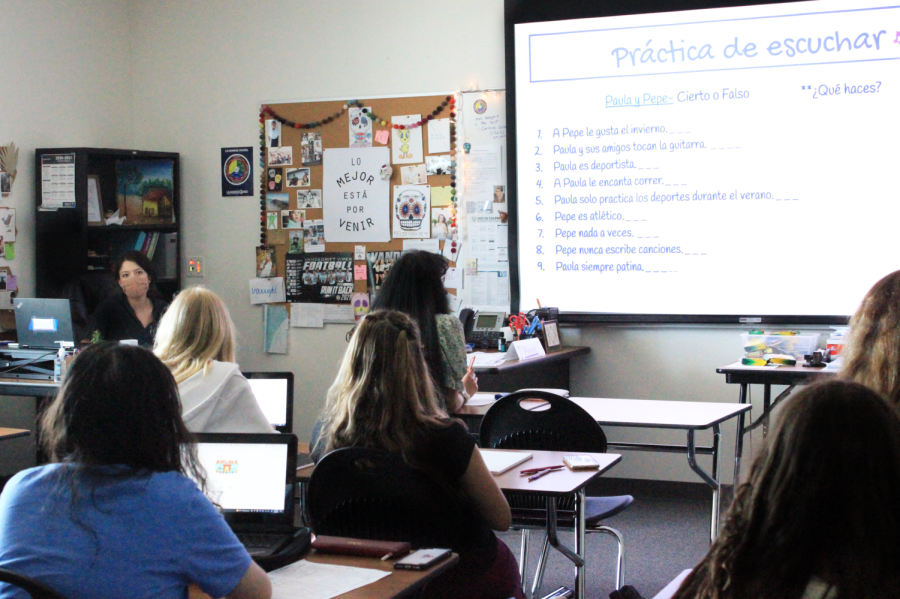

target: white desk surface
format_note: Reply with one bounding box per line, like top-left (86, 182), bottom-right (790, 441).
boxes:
top-left (560, 397), bottom-right (750, 430)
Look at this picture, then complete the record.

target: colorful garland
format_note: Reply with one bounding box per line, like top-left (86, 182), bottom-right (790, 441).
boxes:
top-left (256, 96), bottom-right (459, 248)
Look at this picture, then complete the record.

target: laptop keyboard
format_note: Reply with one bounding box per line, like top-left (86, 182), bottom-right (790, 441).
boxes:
top-left (237, 533), bottom-right (292, 556)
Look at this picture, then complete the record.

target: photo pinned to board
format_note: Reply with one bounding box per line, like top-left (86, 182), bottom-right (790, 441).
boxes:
top-left (425, 155), bottom-right (452, 176)
top-left (266, 212), bottom-right (279, 230)
top-left (267, 167), bottom-right (283, 192)
top-left (304, 219), bottom-right (325, 253)
top-left (268, 146), bottom-right (292, 166)
top-left (296, 189), bottom-right (322, 209)
top-left (401, 164), bottom-right (427, 185)
top-left (391, 115), bottom-right (424, 164)
top-left (266, 120), bottom-right (282, 147)
top-left (301, 132), bottom-right (323, 166)
top-left (286, 167), bottom-right (310, 187)
top-left (431, 207), bottom-right (451, 241)
top-left (256, 246), bottom-right (276, 278)
top-left (282, 209), bottom-right (305, 230)
top-left (266, 193), bottom-right (289, 212)
top-left (392, 185), bottom-right (430, 239)
top-left (349, 106), bottom-right (373, 148)
top-left (288, 230), bottom-right (304, 253)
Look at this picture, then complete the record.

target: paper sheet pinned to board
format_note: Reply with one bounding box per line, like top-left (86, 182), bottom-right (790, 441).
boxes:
top-left (290, 303), bottom-right (324, 328)
top-left (470, 272), bottom-right (509, 306)
top-left (462, 145), bottom-right (501, 203)
top-left (269, 559), bottom-right (391, 599)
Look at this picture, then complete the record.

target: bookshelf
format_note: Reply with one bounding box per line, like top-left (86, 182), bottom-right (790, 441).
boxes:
top-left (35, 148), bottom-right (181, 300)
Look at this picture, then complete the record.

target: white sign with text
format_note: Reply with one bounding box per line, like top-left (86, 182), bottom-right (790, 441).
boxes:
top-left (323, 147), bottom-right (390, 242)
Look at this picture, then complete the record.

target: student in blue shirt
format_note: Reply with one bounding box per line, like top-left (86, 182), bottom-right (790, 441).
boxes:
top-left (0, 343), bottom-right (271, 599)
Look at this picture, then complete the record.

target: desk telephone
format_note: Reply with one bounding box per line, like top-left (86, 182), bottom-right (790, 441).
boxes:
top-left (460, 309), bottom-right (506, 345)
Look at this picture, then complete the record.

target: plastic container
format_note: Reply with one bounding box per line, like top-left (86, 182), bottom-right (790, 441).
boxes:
top-left (740, 332), bottom-right (821, 360)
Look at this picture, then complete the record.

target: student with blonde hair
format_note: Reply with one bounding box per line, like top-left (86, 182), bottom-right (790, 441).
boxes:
top-left (314, 310), bottom-right (523, 599)
top-left (154, 286), bottom-right (273, 433)
top-left (840, 269), bottom-right (900, 405)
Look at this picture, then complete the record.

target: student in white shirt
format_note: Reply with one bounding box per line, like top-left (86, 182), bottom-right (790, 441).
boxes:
top-left (672, 380), bottom-right (900, 599)
top-left (154, 286), bottom-right (274, 434)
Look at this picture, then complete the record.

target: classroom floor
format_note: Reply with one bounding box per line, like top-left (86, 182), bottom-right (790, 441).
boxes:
top-left (495, 478), bottom-right (733, 599)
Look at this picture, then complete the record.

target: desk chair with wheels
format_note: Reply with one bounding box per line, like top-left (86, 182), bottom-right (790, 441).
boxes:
top-left (307, 447), bottom-right (469, 551)
top-left (0, 569), bottom-right (68, 599)
top-left (480, 390), bottom-right (633, 597)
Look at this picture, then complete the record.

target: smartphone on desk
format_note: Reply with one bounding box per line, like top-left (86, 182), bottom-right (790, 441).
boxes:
top-left (394, 548), bottom-right (452, 570)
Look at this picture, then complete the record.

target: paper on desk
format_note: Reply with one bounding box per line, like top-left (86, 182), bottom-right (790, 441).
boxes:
top-left (269, 559), bottom-right (391, 599)
top-left (469, 351), bottom-right (506, 367)
top-left (467, 393), bottom-right (498, 406)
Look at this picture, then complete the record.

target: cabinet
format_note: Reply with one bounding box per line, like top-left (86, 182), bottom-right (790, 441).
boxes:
top-left (34, 148), bottom-right (181, 301)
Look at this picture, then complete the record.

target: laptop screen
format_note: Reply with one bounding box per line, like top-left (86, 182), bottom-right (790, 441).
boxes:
top-left (243, 373), bottom-right (293, 433)
top-left (14, 298), bottom-right (74, 349)
top-left (190, 433), bottom-right (297, 531)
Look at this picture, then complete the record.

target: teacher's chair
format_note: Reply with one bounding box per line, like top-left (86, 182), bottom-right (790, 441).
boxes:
top-left (480, 390), bottom-right (633, 597)
top-left (0, 569), bottom-right (69, 599)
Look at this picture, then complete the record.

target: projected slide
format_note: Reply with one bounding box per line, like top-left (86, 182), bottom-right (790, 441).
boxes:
top-left (514, 0), bottom-right (900, 317)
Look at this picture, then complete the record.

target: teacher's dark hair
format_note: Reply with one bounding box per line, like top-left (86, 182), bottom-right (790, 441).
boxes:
top-left (371, 250), bottom-right (450, 400)
top-left (113, 250), bottom-right (156, 283)
top-left (40, 342), bottom-right (204, 486)
top-left (673, 380), bottom-right (900, 599)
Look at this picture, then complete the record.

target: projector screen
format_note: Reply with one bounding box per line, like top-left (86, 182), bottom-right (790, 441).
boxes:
top-left (508, 0), bottom-right (900, 323)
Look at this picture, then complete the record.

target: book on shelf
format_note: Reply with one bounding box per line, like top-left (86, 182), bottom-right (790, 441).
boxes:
top-left (134, 231), bottom-right (147, 251)
top-left (146, 232), bottom-right (160, 260)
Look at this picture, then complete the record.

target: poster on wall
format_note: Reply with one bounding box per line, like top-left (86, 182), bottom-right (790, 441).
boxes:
top-left (40, 153), bottom-right (76, 209)
top-left (284, 252), bottom-right (354, 303)
top-left (221, 147), bottom-right (253, 197)
top-left (366, 250), bottom-right (402, 295)
top-left (391, 115), bottom-right (424, 165)
top-left (348, 107), bottom-right (373, 148)
top-left (392, 184), bottom-right (430, 239)
top-left (322, 147), bottom-right (390, 242)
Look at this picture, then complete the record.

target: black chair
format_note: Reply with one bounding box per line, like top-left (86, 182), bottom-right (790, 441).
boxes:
top-left (480, 390), bottom-right (633, 597)
top-left (0, 569), bottom-right (68, 599)
top-left (307, 447), bottom-right (470, 552)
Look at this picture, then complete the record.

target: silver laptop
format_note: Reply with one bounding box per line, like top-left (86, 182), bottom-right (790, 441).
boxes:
top-left (191, 433), bottom-right (299, 557)
top-left (13, 298), bottom-right (75, 350)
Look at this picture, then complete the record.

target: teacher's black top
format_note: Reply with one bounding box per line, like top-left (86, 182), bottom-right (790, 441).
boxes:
top-left (84, 293), bottom-right (168, 347)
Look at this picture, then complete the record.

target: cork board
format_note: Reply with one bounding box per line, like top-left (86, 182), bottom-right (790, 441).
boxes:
top-left (258, 93), bottom-right (459, 310)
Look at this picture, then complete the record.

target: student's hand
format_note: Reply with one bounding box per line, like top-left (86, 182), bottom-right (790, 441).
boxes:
top-left (463, 358), bottom-right (478, 398)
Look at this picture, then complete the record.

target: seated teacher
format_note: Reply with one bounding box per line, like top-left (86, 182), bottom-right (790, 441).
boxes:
top-left (0, 343), bottom-right (271, 599)
top-left (83, 250), bottom-right (168, 347)
top-left (154, 286), bottom-right (274, 434)
top-left (371, 250), bottom-right (476, 412)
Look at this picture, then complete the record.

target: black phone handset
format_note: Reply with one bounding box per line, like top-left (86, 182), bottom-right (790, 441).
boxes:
top-left (460, 308), bottom-right (476, 343)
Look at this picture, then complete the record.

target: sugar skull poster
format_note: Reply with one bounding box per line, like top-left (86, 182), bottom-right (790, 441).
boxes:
top-left (351, 293), bottom-right (370, 321)
top-left (392, 184), bottom-right (430, 239)
top-left (390, 115), bottom-right (424, 165)
top-left (348, 107), bottom-right (373, 148)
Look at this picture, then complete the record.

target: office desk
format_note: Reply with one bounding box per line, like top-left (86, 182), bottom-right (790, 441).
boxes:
top-left (457, 396), bottom-right (750, 543)
top-left (189, 548), bottom-right (458, 599)
top-left (0, 427), bottom-right (30, 441)
top-left (473, 346), bottom-right (590, 392)
top-left (298, 449), bottom-right (620, 599)
top-left (0, 378), bottom-right (59, 397)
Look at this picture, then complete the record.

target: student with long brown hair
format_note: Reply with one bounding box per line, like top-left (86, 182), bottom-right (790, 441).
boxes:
top-left (315, 310), bottom-right (523, 599)
top-left (840, 269), bottom-right (900, 404)
top-left (0, 343), bottom-right (271, 599)
top-left (672, 380), bottom-right (900, 599)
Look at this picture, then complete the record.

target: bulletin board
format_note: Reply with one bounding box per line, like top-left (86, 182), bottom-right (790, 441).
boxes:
top-left (256, 93), bottom-right (461, 330)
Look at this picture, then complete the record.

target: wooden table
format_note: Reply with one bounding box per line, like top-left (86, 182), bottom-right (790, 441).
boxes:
top-left (457, 396), bottom-right (750, 543)
top-left (717, 361), bottom-right (834, 482)
top-left (299, 449), bottom-right (621, 599)
top-left (0, 427), bottom-right (30, 441)
top-left (190, 549), bottom-right (457, 599)
top-left (473, 346), bottom-right (590, 392)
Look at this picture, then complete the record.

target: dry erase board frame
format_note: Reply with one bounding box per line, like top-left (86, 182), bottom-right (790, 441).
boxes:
top-left (259, 93), bottom-right (460, 312)
top-left (503, 0), bottom-right (878, 326)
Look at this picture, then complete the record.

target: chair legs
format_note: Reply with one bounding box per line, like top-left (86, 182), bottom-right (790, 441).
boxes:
top-left (525, 525), bottom-right (626, 598)
top-left (519, 528), bottom-right (530, 581)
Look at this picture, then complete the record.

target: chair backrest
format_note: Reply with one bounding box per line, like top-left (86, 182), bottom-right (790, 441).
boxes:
top-left (307, 447), bottom-right (470, 551)
top-left (479, 390), bottom-right (607, 453)
top-left (0, 569), bottom-right (68, 599)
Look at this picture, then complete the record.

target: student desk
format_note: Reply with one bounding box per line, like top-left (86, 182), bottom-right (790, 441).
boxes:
top-left (457, 397), bottom-right (751, 544)
top-left (0, 378), bottom-right (59, 397)
top-left (298, 449), bottom-right (621, 599)
top-left (189, 549), bottom-right (458, 599)
top-left (0, 427), bottom-right (30, 441)
top-left (716, 361), bottom-right (834, 483)
top-left (473, 346), bottom-right (590, 392)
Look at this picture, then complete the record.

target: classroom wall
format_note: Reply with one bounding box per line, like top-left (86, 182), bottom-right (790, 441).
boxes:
top-left (1, 0), bottom-right (814, 483)
top-left (0, 0), bottom-right (135, 474)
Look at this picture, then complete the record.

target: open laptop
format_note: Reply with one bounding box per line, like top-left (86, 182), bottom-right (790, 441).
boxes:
top-left (13, 298), bottom-right (75, 350)
top-left (192, 433), bottom-right (300, 557)
top-left (242, 372), bottom-right (294, 433)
